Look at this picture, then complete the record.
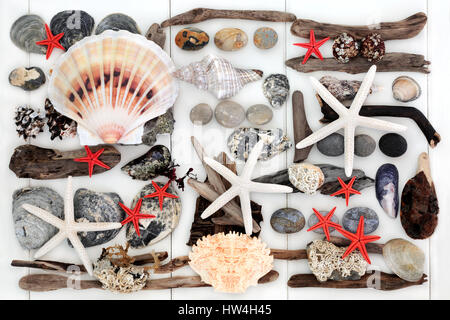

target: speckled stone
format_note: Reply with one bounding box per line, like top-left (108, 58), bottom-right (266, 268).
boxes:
top-left (72, 189), bottom-right (125, 247)
top-left (175, 27), bottom-right (209, 51)
top-left (342, 207), bottom-right (379, 234)
top-left (354, 134), bottom-right (376, 157)
top-left (126, 182), bottom-right (181, 248)
top-left (9, 66), bottom-right (45, 91)
top-left (253, 27), bottom-right (278, 49)
top-left (263, 74), bottom-right (290, 109)
top-left (307, 211), bottom-right (340, 234)
top-left (190, 103), bottom-right (213, 125)
top-left (379, 133), bottom-right (407, 157)
top-left (246, 104), bottom-right (273, 125)
top-left (12, 187), bottom-right (64, 250)
top-left (142, 109), bottom-right (174, 146)
top-left (121, 145), bottom-right (171, 180)
top-left (214, 100), bottom-right (245, 128)
top-left (270, 208), bottom-right (305, 234)
top-left (317, 133), bottom-right (344, 156)
top-left (214, 28), bottom-right (248, 51)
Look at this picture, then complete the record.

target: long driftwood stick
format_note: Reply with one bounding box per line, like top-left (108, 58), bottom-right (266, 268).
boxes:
top-left (18, 270), bottom-right (279, 292)
top-left (161, 8), bottom-right (296, 27)
top-left (292, 91), bottom-right (313, 163)
top-left (288, 273), bottom-right (427, 291)
top-left (317, 96), bottom-right (441, 148)
top-left (291, 12), bottom-right (427, 40)
top-left (286, 53), bottom-right (430, 74)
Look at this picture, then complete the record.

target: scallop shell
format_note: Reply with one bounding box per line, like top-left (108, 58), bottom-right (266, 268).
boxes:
top-left (95, 13), bottom-right (140, 35)
top-left (392, 76), bottom-right (421, 102)
top-left (173, 54), bottom-right (262, 99)
top-left (50, 10), bottom-right (95, 50)
top-left (189, 232), bottom-right (273, 293)
top-left (10, 15), bottom-right (47, 54)
top-left (48, 30), bottom-right (178, 145)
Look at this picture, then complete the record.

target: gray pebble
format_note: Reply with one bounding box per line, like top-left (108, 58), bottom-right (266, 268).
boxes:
top-left (190, 103), bottom-right (213, 125)
top-left (270, 208), bottom-right (305, 234)
top-left (307, 211), bottom-right (340, 234)
top-left (354, 134), bottom-right (376, 157)
top-left (342, 207), bottom-right (379, 234)
top-left (246, 104), bottom-right (273, 125)
top-left (317, 133), bottom-right (344, 156)
top-left (214, 100), bottom-right (245, 128)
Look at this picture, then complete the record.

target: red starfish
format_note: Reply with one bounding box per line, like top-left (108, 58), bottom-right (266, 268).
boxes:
top-left (336, 216), bottom-right (381, 264)
top-left (74, 146), bottom-right (111, 177)
top-left (293, 29), bottom-right (330, 64)
top-left (35, 24), bottom-right (65, 59)
top-left (144, 181), bottom-right (179, 211)
top-left (307, 207), bottom-right (342, 241)
top-left (330, 177), bottom-right (361, 206)
top-left (119, 199), bottom-right (156, 237)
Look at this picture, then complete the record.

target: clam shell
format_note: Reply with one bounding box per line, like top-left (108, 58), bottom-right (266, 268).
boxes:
top-left (50, 10), bottom-right (95, 50)
top-left (375, 163), bottom-right (399, 218)
top-left (95, 13), bottom-right (140, 35)
top-left (10, 14), bottom-right (47, 54)
top-left (382, 238), bottom-right (425, 282)
top-left (392, 76), bottom-right (421, 102)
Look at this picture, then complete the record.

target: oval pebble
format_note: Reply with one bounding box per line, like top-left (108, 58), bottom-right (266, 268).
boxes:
top-left (354, 134), bottom-right (376, 157)
top-left (270, 208), bottom-right (305, 234)
top-left (317, 133), bottom-right (344, 156)
top-left (175, 27), bottom-right (209, 51)
top-left (253, 27), bottom-right (278, 49)
top-left (9, 66), bottom-right (46, 91)
top-left (342, 207), bottom-right (379, 234)
top-left (190, 103), bottom-right (213, 125)
top-left (246, 104), bottom-right (273, 125)
top-left (379, 133), bottom-right (407, 157)
top-left (214, 28), bottom-right (247, 51)
top-left (308, 211), bottom-right (339, 234)
top-left (214, 100), bottom-right (245, 128)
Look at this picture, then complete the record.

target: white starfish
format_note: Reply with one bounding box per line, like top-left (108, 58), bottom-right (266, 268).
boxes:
top-left (21, 176), bottom-right (122, 275)
top-left (202, 140), bottom-right (293, 235)
top-left (296, 65), bottom-right (407, 176)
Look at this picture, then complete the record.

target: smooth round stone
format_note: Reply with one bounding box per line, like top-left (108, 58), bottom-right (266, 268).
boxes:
top-left (175, 27), bottom-right (209, 51)
top-left (317, 133), bottom-right (344, 156)
top-left (190, 103), bottom-right (213, 125)
top-left (214, 28), bottom-right (248, 51)
top-left (354, 134), bottom-right (376, 157)
top-left (342, 207), bottom-right (379, 234)
top-left (9, 66), bottom-right (46, 91)
top-left (379, 133), bottom-right (407, 157)
top-left (246, 104), bottom-right (273, 125)
top-left (253, 27), bottom-right (278, 49)
top-left (214, 100), bottom-right (245, 128)
top-left (270, 208), bottom-right (305, 234)
top-left (307, 211), bottom-right (339, 234)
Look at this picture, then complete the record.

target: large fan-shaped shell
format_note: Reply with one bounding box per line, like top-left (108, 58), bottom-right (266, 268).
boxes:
top-left (48, 30), bottom-right (178, 145)
top-left (188, 232), bottom-right (273, 293)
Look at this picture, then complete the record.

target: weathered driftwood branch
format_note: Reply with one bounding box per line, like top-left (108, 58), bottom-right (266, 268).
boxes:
top-left (291, 12), bottom-right (427, 40)
top-left (145, 23), bottom-right (166, 49)
top-left (317, 96), bottom-right (441, 148)
top-left (9, 144), bottom-right (120, 179)
top-left (161, 8), bottom-right (296, 27)
top-left (154, 256), bottom-right (189, 274)
top-left (326, 236), bottom-right (384, 255)
top-left (18, 270), bottom-right (279, 292)
top-left (292, 91), bottom-right (313, 163)
top-left (286, 53), bottom-right (430, 74)
top-left (288, 272), bottom-right (427, 291)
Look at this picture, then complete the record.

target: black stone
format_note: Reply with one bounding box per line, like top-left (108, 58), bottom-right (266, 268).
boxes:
top-left (379, 133), bottom-right (407, 157)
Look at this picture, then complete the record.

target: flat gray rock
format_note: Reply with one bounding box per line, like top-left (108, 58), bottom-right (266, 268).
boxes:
top-left (342, 207), bottom-right (379, 234)
top-left (214, 100), bottom-right (245, 128)
top-left (246, 104), bottom-right (273, 125)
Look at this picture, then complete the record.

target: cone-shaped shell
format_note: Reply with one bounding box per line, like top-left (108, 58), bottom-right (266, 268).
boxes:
top-left (173, 54), bottom-right (262, 100)
top-left (48, 30), bottom-right (178, 145)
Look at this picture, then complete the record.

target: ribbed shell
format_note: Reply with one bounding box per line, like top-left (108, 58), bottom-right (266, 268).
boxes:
top-left (48, 30), bottom-right (178, 145)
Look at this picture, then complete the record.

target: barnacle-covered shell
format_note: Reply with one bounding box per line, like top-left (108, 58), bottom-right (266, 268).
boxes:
top-left (173, 54), bottom-right (262, 100)
top-left (189, 232), bottom-right (273, 293)
top-left (288, 163), bottom-right (324, 195)
top-left (50, 10), bottom-right (95, 49)
top-left (392, 76), bottom-right (421, 102)
top-left (95, 13), bottom-right (140, 35)
top-left (10, 15), bottom-right (47, 54)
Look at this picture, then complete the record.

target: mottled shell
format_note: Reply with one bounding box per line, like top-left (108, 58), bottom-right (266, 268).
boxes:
top-left (10, 14), bottom-right (47, 54)
top-left (95, 13), bottom-right (140, 35)
top-left (392, 76), bottom-right (421, 102)
top-left (288, 163), bottom-right (324, 195)
top-left (189, 232), bottom-right (273, 293)
top-left (214, 28), bottom-right (248, 51)
top-left (382, 239), bottom-right (425, 282)
top-left (50, 10), bottom-right (95, 50)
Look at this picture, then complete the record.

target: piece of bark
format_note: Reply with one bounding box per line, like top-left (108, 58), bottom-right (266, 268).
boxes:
top-left (291, 12), bottom-right (427, 41)
top-left (161, 8), bottom-right (296, 27)
top-left (154, 256), bottom-right (189, 274)
top-left (9, 144), bottom-right (120, 179)
top-left (18, 270), bottom-right (279, 292)
top-left (292, 91), bottom-right (313, 162)
top-left (145, 23), bottom-right (166, 49)
top-left (286, 53), bottom-right (430, 74)
top-left (317, 95), bottom-right (441, 148)
top-left (400, 153), bottom-right (439, 239)
top-left (326, 236), bottom-right (384, 255)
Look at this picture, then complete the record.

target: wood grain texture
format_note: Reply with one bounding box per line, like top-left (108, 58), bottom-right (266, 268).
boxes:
top-left (292, 91), bottom-right (313, 163)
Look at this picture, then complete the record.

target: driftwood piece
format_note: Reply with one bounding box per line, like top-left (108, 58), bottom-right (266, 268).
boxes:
top-left (9, 144), bottom-right (120, 179)
top-left (286, 53), bottom-right (430, 74)
top-left (291, 12), bottom-right (427, 40)
top-left (292, 91), bottom-right (313, 162)
top-left (288, 272), bottom-right (427, 291)
top-left (401, 153), bottom-right (439, 239)
top-left (145, 23), bottom-right (166, 49)
top-left (161, 8), bottom-right (296, 27)
top-left (18, 270), bottom-right (279, 292)
top-left (317, 96), bottom-right (441, 148)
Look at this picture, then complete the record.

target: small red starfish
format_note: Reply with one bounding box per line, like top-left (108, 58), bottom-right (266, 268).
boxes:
top-left (336, 216), bottom-right (381, 264)
top-left (74, 146), bottom-right (111, 177)
top-left (144, 181), bottom-right (179, 211)
top-left (119, 199), bottom-right (156, 237)
top-left (35, 24), bottom-right (65, 59)
top-left (330, 177), bottom-right (361, 206)
top-left (307, 207), bottom-right (342, 241)
top-left (293, 29), bottom-right (330, 64)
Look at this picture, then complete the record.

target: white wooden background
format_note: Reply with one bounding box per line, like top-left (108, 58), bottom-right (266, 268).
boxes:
top-left (0, 0), bottom-right (449, 300)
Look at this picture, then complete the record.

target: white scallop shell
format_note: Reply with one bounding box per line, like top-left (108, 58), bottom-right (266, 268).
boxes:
top-left (48, 30), bottom-right (178, 145)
